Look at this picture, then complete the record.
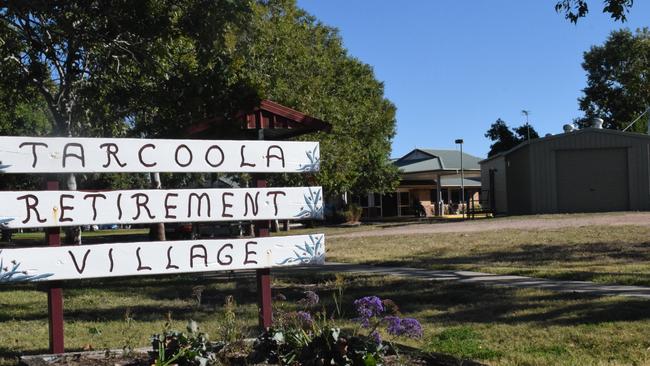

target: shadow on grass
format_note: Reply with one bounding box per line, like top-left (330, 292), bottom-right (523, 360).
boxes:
top-left (358, 240), bottom-right (650, 285)
top-left (4, 271), bottom-right (650, 326)
top-left (338, 276), bottom-right (650, 326)
top-left (2, 271), bottom-right (650, 364)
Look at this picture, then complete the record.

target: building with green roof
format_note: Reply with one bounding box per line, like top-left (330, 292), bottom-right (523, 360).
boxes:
top-left (352, 148), bottom-right (483, 218)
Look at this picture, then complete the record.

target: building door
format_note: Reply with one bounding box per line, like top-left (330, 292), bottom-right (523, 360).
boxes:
top-left (556, 148), bottom-right (629, 213)
top-left (381, 193), bottom-right (398, 217)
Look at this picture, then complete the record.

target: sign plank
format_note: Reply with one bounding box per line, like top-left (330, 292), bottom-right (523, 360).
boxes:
top-left (0, 187), bottom-right (323, 229)
top-left (0, 234), bottom-right (325, 282)
top-left (0, 136), bottom-right (320, 173)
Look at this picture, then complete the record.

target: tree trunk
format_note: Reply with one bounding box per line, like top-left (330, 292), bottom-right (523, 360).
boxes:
top-left (149, 172), bottom-right (166, 241)
top-left (63, 173), bottom-right (82, 245)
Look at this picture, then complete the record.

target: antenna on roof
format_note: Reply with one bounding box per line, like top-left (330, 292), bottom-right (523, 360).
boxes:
top-left (521, 110), bottom-right (531, 141)
top-left (621, 107), bottom-right (650, 132)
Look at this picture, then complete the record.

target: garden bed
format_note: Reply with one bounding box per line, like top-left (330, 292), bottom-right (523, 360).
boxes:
top-left (20, 347), bottom-right (485, 366)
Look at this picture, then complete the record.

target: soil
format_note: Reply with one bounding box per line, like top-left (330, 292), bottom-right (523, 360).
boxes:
top-left (20, 351), bottom-right (150, 366)
top-left (331, 212), bottom-right (650, 238)
top-left (20, 349), bottom-right (486, 366)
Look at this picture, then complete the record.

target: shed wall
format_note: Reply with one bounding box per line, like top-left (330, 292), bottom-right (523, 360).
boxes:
top-left (480, 156), bottom-right (508, 214)
top-left (528, 130), bottom-right (650, 213)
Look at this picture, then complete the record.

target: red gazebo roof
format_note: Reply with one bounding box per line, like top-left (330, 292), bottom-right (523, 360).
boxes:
top-left (186, 100), bottom-right (331, 140)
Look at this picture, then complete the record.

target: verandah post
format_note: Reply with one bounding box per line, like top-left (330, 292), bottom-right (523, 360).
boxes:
top-left (46, 179), bottom-right (64, 353)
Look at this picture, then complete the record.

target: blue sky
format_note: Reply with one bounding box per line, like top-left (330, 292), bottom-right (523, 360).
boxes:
top-left (296, 1), bottom-right (650, 158)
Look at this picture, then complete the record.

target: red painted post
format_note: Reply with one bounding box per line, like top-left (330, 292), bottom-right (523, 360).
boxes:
top-left (255, 178), bottom-right (273, 329)
top-left (46, 180), bottom-right (64, 354)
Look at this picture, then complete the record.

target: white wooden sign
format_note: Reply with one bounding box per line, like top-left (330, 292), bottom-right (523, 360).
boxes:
top-left (0, 187), bottom-right (323, 229)
top-left (0, 136), bottom-right (320, 173)
top-left (0, 234), bottom-right (325, 282)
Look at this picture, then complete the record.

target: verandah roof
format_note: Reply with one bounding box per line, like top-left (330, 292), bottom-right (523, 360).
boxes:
top-left (394, 148), bottom-right (483, 184)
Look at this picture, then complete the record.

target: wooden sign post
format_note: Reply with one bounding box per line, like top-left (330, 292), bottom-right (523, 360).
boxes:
top-left (0, 136), bottom-right (324, 353)
top-left (46, 180), bottom-right (64, 354)
top-left (254, 178), bottom-right (273, 328)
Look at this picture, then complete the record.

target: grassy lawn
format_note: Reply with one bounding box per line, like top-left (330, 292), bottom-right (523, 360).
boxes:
top-left (2, 229), bottom-right (150, 247)
top-left (1, 273), bottom-right (649, 365)
top-left (327, 225), bottom-right (650, 286)
top-left (3, 222), bottom-right (650, 365)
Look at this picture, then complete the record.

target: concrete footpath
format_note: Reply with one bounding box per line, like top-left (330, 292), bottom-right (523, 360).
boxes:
top-left (205, 262), bottom-right (650, 299)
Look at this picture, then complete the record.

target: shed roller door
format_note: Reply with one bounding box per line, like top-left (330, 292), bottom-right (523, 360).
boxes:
top-left (556, 148), bottom-right (629, 213)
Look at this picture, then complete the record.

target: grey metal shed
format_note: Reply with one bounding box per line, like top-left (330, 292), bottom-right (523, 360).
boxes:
top-left (479, 127), bottom-right (650, 215)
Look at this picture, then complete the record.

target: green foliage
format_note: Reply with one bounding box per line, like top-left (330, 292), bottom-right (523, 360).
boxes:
top-left (484, 118), bottom-right (539, 157)
top-left (577, 28), bottom-right (650, 132)
top-left (216, 295), bottom-right (245, 344)
top-left (253, 320), bottom-right (384, 366)
top-left (0, 0), bottom-right (398, 195)
top-left (426, 327), bottom-right (501, 360)
top-left (252, 292), bottom-right (421, 366)
top-left (0, 1), bottom-right (171, 136)
top-left (344, 203), bottom-right (363, 223)
top-left (150, 320), bottom-right (213, 366)
top-left (121, 308), bottom-right (139, 355)
top-left (555, 0), bottom-right (634, 23)
top-left (0, 84), bottom-right (53, 191)
top-left (231, 0), bottom-right (399, 195)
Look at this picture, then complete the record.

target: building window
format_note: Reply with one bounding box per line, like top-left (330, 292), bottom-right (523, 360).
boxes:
top-left (398, 191), bottom-right (412, 216)
top-left (373, 193), bottom-right (381, 206)
top-left (359, 194), bottom-right (369, 207)
top-left (350, 193), bottom-right (383, 218)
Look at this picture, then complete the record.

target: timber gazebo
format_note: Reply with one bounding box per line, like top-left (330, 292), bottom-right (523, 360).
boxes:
top-left (185, 99), bottom-right (331, 329)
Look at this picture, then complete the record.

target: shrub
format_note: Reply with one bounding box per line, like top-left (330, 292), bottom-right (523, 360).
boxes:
top-left (251, 293), bottom-right (423, 366)
top-left (150, 320), bottom-right (214, 366)
top-left (344, 203), bottom-right (363, 223)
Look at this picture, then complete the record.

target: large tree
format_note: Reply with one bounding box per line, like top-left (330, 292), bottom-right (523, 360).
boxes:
top-left (0, 0), bottom-right (398, 203)
top-left (577, 28), bottom-right (650, 131)
top-left (0, 0), bottom-right (255, 241)
top-left (229, 0), bottom-right (399, 195)
top-left (555, 0), bottom-right (634, 23)
top-left (485, 118), bottom-right (539, 157)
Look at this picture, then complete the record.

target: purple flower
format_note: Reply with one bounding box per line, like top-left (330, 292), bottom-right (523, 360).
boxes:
top-left (354, 296), bottom-right (384, 327)
top-left (401, 318), bottom-right (423, 338)
top-left (385, 316), bottom-right (422, 338)
top-left (298, 291), bottom-right (320, 307)
top-left (370, 331), bottom-right (382, 346)
top-left (296, 311), bottom-right (313, 326)
top-left (385, 316), bottom-right (403, 336)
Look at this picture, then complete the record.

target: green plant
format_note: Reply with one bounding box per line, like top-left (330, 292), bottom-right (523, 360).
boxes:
top-left (86, 326), bottom-right (108, 352)
top-left (344, 203), bottom-right (363, 223)
top-left (120, 308), bottom-right (138, 356)
top-left (151, 320), bottom-right (214, 366)
top-left (216, 295), bottom-right (244, 344)
top-left (252, 293), bottom-right (422, 366)
top-left (332, 274), bottom-right (346, 319)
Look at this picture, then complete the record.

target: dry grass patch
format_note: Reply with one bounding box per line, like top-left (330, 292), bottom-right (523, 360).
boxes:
top-left (327, 225), bottom-right (650, 286)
